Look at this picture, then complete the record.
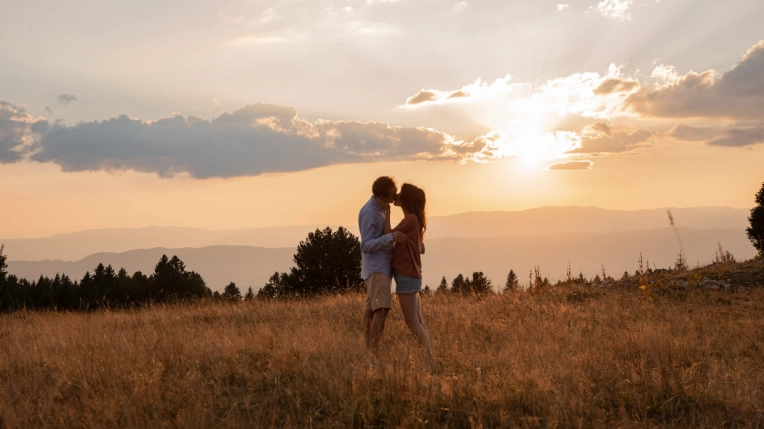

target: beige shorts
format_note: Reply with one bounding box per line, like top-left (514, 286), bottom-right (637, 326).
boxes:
top-left (364, 272), bottom-right (392, 312)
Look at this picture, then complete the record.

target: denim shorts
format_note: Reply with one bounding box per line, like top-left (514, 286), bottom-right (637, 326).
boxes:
top-left (394, 270), bottom-right (422, 294)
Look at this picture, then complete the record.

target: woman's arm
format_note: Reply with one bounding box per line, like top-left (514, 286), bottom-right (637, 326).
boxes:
top-left (383, 207), bottom-right (392, 234)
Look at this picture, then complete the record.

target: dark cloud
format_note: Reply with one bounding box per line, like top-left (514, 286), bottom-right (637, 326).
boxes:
top-left (707, 125), bottom-right (764, 147)
top-left (448, 90), bottom-right (469, 99)
top-left (626, 40), bottom-right (764, 119)
top-left (568, 122), bottom-right (654, 154)
top-left (667, 122), bottom-right (764, 147)
top-left (593, 78), bottom-right (639, 95)
top-left (57, 94), bottom-right (77, 106)
top-left (0, 102), bottom-right (48, 163)
top-left (405, 90), bottom-right (438, 105)
top-left (3, 103), bottom-right (498, 178)
top-left (548, 160), bottom-right (592, 170)
top-left (667, 123), bottom-right (721, 141)
top-left (44, 106), bottom-right (53, 114)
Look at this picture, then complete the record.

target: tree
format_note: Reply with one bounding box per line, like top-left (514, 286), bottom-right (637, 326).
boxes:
top-left (437, 276), bottom-right (449, 294)
top-left (261, 227), bottom-right (362, 298)
top-left (504, 269), bottom-right (519, 292)
top-left (674, 251), bottom-right (687, 272)
top-left (0, 245), bottom-right (9, 311)
top-left (244, 287), bottom-right (254, 301)
top-left (747, 181), bottom-right (764, 254)
top-left (451, 274), bottom-right (466, 294)
top-left (467, 272), bottom-right (493, 294)
top-left (222, 282), bottom-right (242, 302)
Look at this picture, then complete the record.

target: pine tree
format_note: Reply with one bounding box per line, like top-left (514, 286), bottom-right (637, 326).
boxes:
top-left (244, 287), bottom-right (255, 300)
top-left (437, 276), bottom-right (449, 294)
top-left (504, 269), bottom-right (518, 292)
top-left (222, 282), bottom-right (242, 302)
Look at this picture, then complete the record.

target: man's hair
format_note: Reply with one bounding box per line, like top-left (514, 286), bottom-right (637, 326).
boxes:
top-left (372, 176), bottom-right (396, 198)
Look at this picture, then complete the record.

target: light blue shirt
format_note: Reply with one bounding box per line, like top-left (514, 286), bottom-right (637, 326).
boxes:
top-left (359, 196), bottom-right (394, 279)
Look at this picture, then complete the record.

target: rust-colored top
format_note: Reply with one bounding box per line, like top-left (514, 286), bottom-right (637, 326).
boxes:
top-left (392, 214), bottom-right (424, 278)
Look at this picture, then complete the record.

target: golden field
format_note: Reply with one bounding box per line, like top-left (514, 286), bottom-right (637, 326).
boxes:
top-left (2, 266), bottom-right (764, 428)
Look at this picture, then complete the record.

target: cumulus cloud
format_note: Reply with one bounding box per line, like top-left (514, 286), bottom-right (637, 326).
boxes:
top-left (403, 75), bottom-right (520, 107)
top-left (557, 4), bottom-right (570, 11)
top-left (548, 160), bottom-right (593, 170)
top-left (57, 94), bottom-right (77, 106)
top-left (511, 64), bottom-right (639, 119)
top-left (0, 102), bottom-right (48, 163)
top-left (568, 122), bottom-right (654, 154)
top-left (589, 0), bottom-right (633, 21)
top-left (626, 41), bottom-right (764, 119)
top-left (0, 103), bottom-right (503, 178)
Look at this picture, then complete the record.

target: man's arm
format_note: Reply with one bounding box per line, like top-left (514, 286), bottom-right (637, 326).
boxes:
top-left (360, 211), bottom-right (393, 254)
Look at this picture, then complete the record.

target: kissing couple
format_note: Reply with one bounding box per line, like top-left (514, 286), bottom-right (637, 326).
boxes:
top-left (359, 176), bottom-right (434, 368)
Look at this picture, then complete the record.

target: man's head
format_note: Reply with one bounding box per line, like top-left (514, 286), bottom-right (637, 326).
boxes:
top-left (372, 176), bottom-right (397, 204)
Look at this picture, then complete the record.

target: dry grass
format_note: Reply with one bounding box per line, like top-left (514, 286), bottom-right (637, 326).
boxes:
top-left (2, 284), bottom-right (764, 428)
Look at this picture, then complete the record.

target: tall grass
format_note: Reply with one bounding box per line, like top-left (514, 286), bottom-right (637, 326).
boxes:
top-left (2, 287), bottom-right (764, 427)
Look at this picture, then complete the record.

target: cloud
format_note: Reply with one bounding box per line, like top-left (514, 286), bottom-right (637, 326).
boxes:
top-left (511, 64), bottom-right (639, 119)
top-left (453, 1), bottom-right (468, 12)
top-left (667, 122), bottom-right (764, 147)
top-left (44, 106), bottom-right (53, 114)
top-left (593, 77), bottom-right (639, 95)
top-left (589, 0), bottom-right (632, 21)
top-left (548, 160), bottom-right (593, 170)
top-left (57, 94), bottom-right (77, 106)
top-left (666, 123), bottom-right (721, 141)
top-left (0, 102), bottom-right (48, 163)
top-left (1, 103), bottom-right (502, 178)
top-left (626, 41), bottom-right (764, 119)
top-left (403, 75), bottom-right (519, 107)
top-left (707, 126), bottom-right (764, 147)
top-left (568, 122), bottom-right (654, 154)
top-left (557, 4), bottom-right (570, 11)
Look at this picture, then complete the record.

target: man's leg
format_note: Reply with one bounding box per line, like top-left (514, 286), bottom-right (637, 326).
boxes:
top-left (369, 308), bottom-right (389, 356)
top-left (363, 304), bottom-right (373, 348)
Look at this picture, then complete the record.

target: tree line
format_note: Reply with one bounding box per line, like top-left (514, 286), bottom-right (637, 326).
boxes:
top-left (0, 250), bottom-right (249, 312)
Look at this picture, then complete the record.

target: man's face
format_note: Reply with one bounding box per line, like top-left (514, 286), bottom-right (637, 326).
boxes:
top-left (384, 187), bottom-right (397, 205)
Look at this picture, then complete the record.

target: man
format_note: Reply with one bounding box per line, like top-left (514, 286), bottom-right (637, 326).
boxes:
top-left (360, 176), bottom-right (406, 357)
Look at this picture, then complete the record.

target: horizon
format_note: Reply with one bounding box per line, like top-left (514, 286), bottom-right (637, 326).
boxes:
top-left (1, 204), bottom-right (753, 240)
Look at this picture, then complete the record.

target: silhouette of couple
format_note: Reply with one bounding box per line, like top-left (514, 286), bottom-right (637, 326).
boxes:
top-left (359, 176), bottom-right (434, 368)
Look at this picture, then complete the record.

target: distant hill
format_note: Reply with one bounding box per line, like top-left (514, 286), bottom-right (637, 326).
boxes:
top-left (7, 227), bottom-right (756, 293)
top-left (1, 206), bottom-right (750, 261)
top-left (7, 246), bottom-right (295, 292)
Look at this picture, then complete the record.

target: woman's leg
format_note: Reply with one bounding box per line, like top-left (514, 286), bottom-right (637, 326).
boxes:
top-left (398, 292), bottom-right (434, 367)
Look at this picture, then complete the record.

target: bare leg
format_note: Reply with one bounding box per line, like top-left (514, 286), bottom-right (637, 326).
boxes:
top-left (369, 308), bottom-right (389, 357)
top-left (398, 293), bottom-right (434, 368)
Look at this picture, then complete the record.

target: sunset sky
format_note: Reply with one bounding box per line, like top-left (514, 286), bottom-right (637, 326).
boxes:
top-left (2, 0), bottom-right (763, 238)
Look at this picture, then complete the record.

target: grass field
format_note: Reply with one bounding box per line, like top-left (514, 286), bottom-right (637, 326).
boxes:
top-left (2, 261), bottom-right (764, 428)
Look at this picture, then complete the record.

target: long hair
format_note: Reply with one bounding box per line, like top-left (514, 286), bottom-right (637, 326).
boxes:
top-left (399, 183), bottom-right (426, 239)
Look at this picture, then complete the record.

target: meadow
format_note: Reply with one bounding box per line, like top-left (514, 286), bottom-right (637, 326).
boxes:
top-left (2, 262), bottom-right (764, 428)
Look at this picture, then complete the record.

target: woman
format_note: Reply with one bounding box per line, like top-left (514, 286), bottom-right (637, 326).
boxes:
top-left (384, 183), bottom-right (434, 368)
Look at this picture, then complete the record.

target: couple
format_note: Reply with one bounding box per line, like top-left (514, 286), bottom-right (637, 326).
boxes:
top-left (359, 176), bottom-right (434, 367)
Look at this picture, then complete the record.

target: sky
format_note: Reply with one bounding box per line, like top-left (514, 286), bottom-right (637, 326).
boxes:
top-left (1, 0), bottom-right (763, 238)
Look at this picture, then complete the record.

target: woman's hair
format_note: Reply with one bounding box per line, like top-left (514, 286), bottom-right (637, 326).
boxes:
top-left (399, 183), bottom-right (427, 239)
top-left (372, 176), bottom-right (396, 198)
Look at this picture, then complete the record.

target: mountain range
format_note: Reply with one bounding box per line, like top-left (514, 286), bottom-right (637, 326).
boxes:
top-left (3, 206), bottom-right (756, 292)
